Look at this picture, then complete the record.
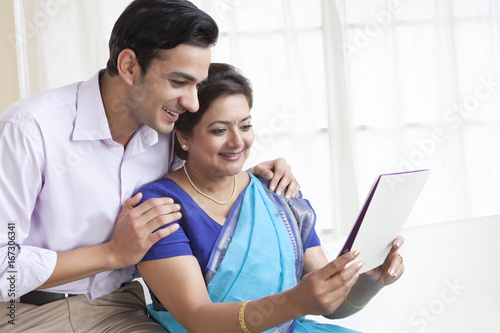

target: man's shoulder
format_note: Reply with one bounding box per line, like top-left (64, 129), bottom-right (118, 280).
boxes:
top-left (1, 81), bottom-right (82, 126)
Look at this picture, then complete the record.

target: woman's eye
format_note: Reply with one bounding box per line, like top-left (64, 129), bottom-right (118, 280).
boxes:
top-left (210, 128), bottom-right (226, 135)
top-left (240, 124), bottom-right (253, 131)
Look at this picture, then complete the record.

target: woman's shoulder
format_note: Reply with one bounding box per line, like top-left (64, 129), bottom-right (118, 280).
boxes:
top-left (251, 174), bottom-right (305, 202)
top-left (136, 178), bottom-right (181, 202)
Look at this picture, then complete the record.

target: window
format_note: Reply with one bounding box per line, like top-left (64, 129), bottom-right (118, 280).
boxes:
top-left (13, 0), bottom-right (499, 238)
top-left (338, 0), bottom-right (500, 227)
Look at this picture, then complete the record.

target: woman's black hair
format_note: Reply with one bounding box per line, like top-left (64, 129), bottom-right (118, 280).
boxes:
top-left (174, 63), bottom-right (253, 160)
top-left (106, 0), bottom-right (218, 76)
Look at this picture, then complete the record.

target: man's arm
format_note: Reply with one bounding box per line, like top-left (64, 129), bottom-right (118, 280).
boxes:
top-left (0, 120), bottom-right (180, 299)
top-left (38, 194), bottom-right (180, 289)
top-left (0, 120), bottom-right (52, 300)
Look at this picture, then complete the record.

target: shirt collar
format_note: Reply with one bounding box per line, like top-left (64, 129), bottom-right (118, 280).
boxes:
top-left (71, 70), bottom-right (159, 149)
top-left (72, 70), bottom-right (113, 141)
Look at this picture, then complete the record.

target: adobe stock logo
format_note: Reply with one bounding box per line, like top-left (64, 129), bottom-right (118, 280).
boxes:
top-left (396, 75), bottom-right (499, 174)
top-left (402, 277), bottom-right (467, 333)
top-left (214, 0), bottom-right (243, 16)
top-left (247, 106), bottom-right (296, 164)
top-left (344, 0), bottom-right (402, 58)
top-left (8, 0), bottom-right (72, 49)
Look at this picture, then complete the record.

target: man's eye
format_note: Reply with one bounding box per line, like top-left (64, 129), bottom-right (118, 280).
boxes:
top-left (172, 80), bottom-right (186, 87)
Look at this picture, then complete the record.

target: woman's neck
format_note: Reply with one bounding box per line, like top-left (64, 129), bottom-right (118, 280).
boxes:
top-left (167, 165), bottom-right (250, 225)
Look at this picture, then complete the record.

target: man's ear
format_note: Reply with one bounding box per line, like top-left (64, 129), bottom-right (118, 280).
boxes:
top-left (117, 49), bottom-right (141, 86)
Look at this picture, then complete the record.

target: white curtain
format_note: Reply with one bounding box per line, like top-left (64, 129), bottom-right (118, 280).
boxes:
top-left (14, 0), bottom-right (352, 235)
top-left (13, 0), bottom-right (132, 96)
top-left (192, 0), bottom-right (357, 236)
top-left (337, 0), bottom-right (500, 227)
top-left (13, 0), bottom-right (499, 236)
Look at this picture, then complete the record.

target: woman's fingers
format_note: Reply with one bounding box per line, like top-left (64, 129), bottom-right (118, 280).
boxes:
top-left (320, 250), bottom-right (362, 280)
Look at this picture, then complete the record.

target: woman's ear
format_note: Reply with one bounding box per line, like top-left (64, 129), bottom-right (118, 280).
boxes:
top-left (117, 49), bottom-right (140, 86)
top-left (176, 131), bottom-right (190, 150)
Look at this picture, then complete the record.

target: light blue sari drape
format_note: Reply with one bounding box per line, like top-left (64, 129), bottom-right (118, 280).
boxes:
top-left (148, 174), bottom-right (361, 333)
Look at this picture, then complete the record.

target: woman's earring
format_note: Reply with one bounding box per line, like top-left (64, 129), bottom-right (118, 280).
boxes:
top-left (182, 144), bottom-right (187, 150)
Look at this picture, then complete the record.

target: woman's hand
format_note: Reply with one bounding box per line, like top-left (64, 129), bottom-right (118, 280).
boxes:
top-left (250, 157), bottom-right (300, 199)
top-left (290, 250), bottom-right (363, 316)
top-left (364, 235), bottom-right (405, 286)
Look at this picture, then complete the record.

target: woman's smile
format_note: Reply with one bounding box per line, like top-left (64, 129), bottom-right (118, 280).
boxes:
top-left (219, 150), bottom-right (244, 162)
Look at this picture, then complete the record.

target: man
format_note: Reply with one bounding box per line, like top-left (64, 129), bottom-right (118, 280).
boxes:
top-left (0, 0), bottom-right (298, 331)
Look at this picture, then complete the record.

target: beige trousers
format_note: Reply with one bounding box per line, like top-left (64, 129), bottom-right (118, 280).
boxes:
top-left (0, 281), bottom-right (167, 332)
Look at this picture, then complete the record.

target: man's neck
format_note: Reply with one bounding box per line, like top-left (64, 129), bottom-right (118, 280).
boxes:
top-left (99, 71), bottom-right (140, 148)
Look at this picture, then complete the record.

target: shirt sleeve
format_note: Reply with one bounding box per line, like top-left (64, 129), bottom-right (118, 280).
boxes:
top-left (168, 153), bottom-right (184, 174)
top-left (0, 119), bottom-right (57, 302)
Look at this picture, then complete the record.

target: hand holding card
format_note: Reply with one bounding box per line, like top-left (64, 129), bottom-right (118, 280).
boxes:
top-left (338, 169), bottom-right (431, 273)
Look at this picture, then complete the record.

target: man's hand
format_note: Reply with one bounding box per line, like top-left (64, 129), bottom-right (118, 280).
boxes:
top-left (106, 193), bottom-right (181, 269)
top-left (251, 157), bottom-right (300, 199)
top-left (37, 193), bottom-right (181, 290)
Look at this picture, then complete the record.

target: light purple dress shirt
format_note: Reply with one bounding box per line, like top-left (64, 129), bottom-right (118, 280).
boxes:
top-left (0, 71), bottom-right (183, 301)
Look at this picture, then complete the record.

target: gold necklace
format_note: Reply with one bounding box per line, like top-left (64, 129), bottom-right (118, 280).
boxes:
top-left (183, 164), bottom-right (237, 205)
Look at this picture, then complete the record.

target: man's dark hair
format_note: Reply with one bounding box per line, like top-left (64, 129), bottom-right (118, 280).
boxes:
top-left (174, 63), bottom-right (253, 160)
top-left (106, 0), bottom-right (218, 76)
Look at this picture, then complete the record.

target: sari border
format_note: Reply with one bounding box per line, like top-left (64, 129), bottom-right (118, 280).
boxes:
top-left (204, 191), bottom-right (245, 284)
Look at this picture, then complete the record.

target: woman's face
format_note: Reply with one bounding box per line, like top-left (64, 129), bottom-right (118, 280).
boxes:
top-left (186, 93), bottom-right (254, 178)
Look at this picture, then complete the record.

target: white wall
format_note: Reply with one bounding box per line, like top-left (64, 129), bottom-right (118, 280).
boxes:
top-left (0, 1), bottom-right (20, 113)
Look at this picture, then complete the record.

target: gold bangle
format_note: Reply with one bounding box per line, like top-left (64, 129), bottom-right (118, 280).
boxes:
top-left (343, 298), bottom-right (368, 309)
top-left (238, 301), bottom-right (251, 333)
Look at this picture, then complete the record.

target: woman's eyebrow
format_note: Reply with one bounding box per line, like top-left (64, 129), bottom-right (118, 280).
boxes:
top-left (208, 120), bottom-right (231, 127)
top-left (208, 116), bottom-right (252, 127)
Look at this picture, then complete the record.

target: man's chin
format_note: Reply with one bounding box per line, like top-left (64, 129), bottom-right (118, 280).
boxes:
top-left (155, 123), bottom-right (175, 135)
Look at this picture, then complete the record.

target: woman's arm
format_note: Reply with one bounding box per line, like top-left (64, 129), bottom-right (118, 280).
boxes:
top-left (138, 250), bottom-right (362, 333)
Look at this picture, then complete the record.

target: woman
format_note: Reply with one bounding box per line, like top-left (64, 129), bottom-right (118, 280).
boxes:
top-left (136, 63), bottom-right (405, 332)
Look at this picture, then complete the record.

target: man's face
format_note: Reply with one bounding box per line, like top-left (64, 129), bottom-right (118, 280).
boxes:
top-left (128, 44), bottom-right (211, 135)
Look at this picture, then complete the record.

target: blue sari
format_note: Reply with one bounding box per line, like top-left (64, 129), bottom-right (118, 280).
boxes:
top-left (147, 174), bottom-right (361, 333)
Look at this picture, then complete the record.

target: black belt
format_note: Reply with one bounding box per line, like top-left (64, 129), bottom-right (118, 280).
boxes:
top-left (20, 290), bottom-right (78, 306)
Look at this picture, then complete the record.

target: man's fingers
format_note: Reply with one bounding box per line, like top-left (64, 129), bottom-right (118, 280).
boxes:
top-left (117, 193), bottom-right (143, 219)
top-left (269, 159), bottom-right (296, 197)
top-left (140, 202), bottom-right (182, 233)
top-left (283, 178), bottom-right (300, 199)
top-left (131, 196), bottom-right (175, 215)
top-left (268, 160), bottom-right (286, 193)
top-left (150, 222), bottom-right (180, 243)
top-left (126, 192), bottom-right (143, 206)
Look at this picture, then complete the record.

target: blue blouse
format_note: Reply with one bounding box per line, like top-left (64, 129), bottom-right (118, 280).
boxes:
top-left (138, 178), bottom-right (321, 271)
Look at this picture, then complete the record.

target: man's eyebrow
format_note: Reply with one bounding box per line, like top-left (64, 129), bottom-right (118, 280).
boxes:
top-left (169, 71), bottom-right (197, 82)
